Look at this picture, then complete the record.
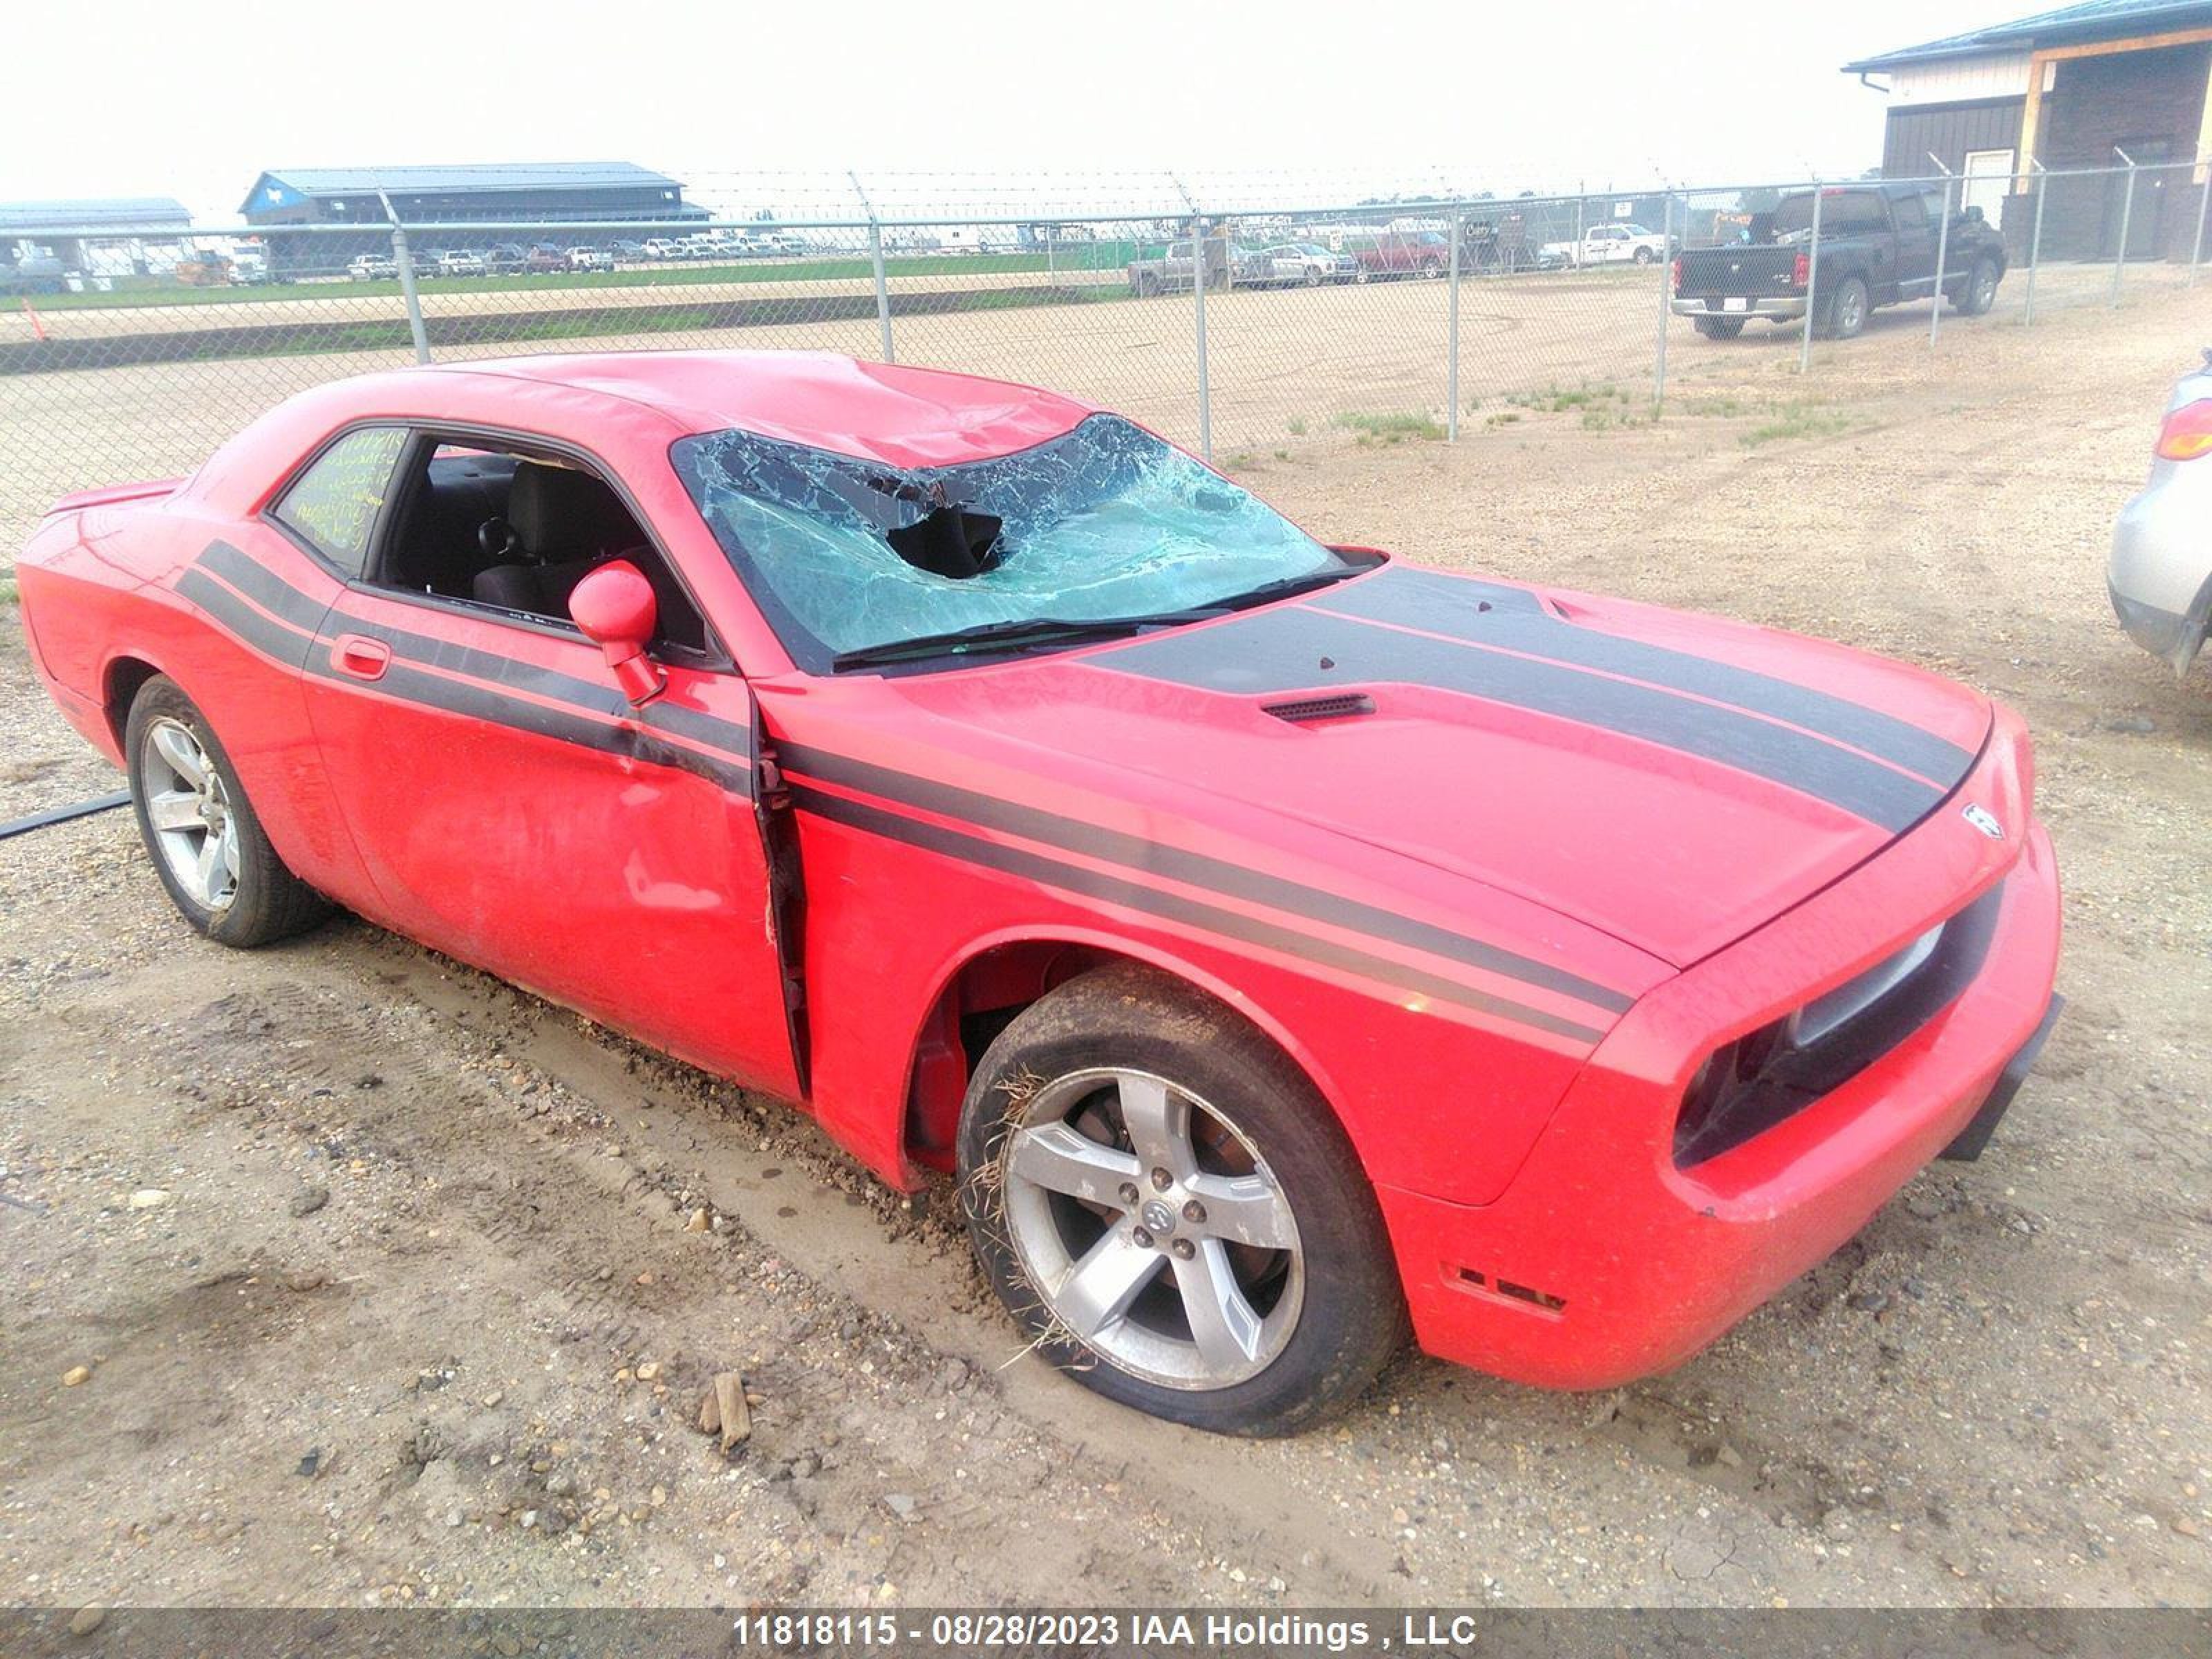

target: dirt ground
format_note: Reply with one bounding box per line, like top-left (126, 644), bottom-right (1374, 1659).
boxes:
top-left (1, 283), bottom-right (2208, 1614)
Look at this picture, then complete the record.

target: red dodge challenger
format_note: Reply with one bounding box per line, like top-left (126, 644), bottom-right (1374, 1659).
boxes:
top-left (16, 351), bottom-right (2061, 1434)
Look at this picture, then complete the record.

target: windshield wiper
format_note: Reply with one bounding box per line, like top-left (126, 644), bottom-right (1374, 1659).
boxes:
top-left (832, 610), bottom-right (1226, 672)
top-left (1204, 565), bottom-right (1366, 612)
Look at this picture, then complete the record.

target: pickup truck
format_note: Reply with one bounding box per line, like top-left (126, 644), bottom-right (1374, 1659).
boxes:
top-left (1543, 223), bottom-right (1669, 268)
top-left (1672, 181), bottom-right (2007, 340)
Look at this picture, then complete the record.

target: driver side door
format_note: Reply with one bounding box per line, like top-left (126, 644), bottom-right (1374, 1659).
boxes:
top-left (295, 426), bottom-right (804, 1100)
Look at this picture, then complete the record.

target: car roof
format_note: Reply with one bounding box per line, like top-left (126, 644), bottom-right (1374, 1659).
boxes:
top-left (410, 350), bottom-right (1100, 468)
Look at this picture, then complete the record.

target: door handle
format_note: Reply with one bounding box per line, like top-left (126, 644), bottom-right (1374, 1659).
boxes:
top-left (330, 633), bottom-right (391, 682)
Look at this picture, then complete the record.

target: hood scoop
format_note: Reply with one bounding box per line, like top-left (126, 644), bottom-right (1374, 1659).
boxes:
top-left (1262, 692), bottom-right (1376, 724)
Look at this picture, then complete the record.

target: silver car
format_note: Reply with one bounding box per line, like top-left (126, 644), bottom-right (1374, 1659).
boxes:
top-left (2111, 350), bottom-right (2212, 675)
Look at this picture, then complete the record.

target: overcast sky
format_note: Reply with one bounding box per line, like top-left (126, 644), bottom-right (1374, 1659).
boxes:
top-left (3, 0), bottom-right (2032, 223)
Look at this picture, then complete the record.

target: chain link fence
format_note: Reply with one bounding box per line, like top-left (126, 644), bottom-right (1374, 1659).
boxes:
top-left (5, 160), bottom-right (2207, 558)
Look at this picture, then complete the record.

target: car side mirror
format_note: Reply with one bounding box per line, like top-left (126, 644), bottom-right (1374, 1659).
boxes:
top-left (569, 560), bottom-right (666, 706)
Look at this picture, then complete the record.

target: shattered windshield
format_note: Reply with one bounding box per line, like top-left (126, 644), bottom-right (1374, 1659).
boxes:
top-left (671, 414), bottom-right (1357, 671)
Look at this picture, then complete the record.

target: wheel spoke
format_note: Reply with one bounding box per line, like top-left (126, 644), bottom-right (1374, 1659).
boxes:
top-left (147, 789), bottom-right (203, 832)
top-left (1116, 1076), bottom-right (1192, 1179)
top-left (1006, 1123), bottom-right (1139, 1208)
top-left (1051, 1229), bottom-right (1165, 1340)
top-left (152, 724), bottom-right (207, 789)
top-left (194, 832), bottom-right (223, 899)
top-left (1173, 1239), bottom-right (1267, 1371)
top-left (1184, 1171), bottom-right (1297, 1250)
top-left (218, 821), bottom-right (242, 884)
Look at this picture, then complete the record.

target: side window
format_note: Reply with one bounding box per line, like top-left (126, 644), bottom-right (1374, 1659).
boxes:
top-left (271, 426), bottom-right (407, 577)
top-left (371, 435), bottom-right (712, 657)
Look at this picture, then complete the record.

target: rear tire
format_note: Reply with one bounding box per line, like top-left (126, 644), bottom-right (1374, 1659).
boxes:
top-left (1822, 274), bottom-right (1869, 339)
top-left (957, 963), bottom-right (1405, 1436)
top-left (1633, 246), bottom-right (1657, 265)
top-left (1958, 257), bottom-right (2000, 316)
top-left (124, 676), bottom-right (330, 948)
top-left (1693, 316), bottom-right (1745, 339)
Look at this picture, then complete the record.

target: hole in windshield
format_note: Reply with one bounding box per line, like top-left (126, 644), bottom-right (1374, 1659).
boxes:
top-left (670, 413), bottom-right (1366, 672)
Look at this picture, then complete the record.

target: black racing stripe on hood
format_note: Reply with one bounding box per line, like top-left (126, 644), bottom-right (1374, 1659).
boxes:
top-left (1313, 566), bottom-right (1974, 784)
top-left (791, 782), bottom-right (1610, 1046)
top-left (1092, 603), bottom-right (1940, 833)
top-left (777, 742), bottom-right (1631, 1013)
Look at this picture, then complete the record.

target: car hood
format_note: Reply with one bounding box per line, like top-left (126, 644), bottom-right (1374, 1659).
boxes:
top-left (888, 563), bottom-right (1991, 968)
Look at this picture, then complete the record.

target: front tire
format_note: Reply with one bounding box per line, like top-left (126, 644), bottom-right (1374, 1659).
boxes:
top-left (125, 676), bottom-right (330, 947)
top-left (957, 964), bottom-right (1405, 1436)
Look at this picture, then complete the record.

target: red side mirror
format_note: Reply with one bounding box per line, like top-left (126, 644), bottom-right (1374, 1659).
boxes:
top-left (569, 560), bottom-right (665, 706)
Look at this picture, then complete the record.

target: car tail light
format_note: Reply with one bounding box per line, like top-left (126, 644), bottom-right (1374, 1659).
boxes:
top-left (1791, 252), bottom-right (1810, 288)
top-left (1670, 256), bottom-right (1683, 294)
top-left (2153, 398), bottom-right (2212, 460)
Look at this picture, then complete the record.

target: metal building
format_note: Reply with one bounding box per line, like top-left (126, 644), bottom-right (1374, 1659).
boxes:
top-left (1846, 0), bottom-right (2212, 259)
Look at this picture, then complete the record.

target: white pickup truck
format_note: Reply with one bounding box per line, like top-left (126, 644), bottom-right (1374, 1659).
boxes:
top-left (1541, 223), bottom-right (1669, 268)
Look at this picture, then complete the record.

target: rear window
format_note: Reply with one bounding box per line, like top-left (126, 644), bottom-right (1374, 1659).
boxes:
top-left (270, 426), bottom-right (406, 577)
top-left (1772, 191), bottom-right (1887, 236)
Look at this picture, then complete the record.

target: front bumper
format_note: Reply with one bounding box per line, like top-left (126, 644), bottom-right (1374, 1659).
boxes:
top-left (1673, 296), bottom-right (1806, 321)
top-left (1378, 709), bottom-right (2061, 1389)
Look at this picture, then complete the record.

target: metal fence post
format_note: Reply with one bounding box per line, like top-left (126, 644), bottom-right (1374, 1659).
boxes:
top-left (1799, 182), bottom-right (1824, 375)
top-left (378, 187), bottom-right (431, 366)
top-left (1192, 212), bottom-right (1212, 462)
top-left (850, 171), bottom-right (895, 364)
top-left (1653, 191), bottom-right (1674, 415)
top-left (1929, 160), bottom-right (1953, 347)
top-left (2112, 147), bottom-right (2137, 306)
top-left (2025, 161), bottom-right (2048, 323)
top-left (1446, 206), bottom-right (1462, 441)
top-left (2192, 153), bottom-right (2211, 285)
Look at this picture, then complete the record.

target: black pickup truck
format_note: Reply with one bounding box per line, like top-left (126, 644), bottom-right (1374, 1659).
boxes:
top-left (1672, 181), bottom-right (2007, 340)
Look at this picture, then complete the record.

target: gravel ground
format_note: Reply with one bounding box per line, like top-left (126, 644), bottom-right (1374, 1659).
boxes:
top-left (0, 285), bottom-right (2207, 1613)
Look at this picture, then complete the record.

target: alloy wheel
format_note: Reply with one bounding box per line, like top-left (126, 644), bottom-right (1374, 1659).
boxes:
top-left (997, 1067), bottom-right (1304, 1390)
top-left (141, 718), bottom-right (240, 910)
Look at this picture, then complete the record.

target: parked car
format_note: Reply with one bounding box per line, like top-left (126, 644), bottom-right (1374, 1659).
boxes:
top-left (641, 238), bottom-right (680, 261)
top-left (1672, 182), bottom-right (2007, 340)
top-left (607, 239), bottom-right (648, 263)
top-left (1252, 243), bottom-right (1359, 286)
top-left (1353, 229), bottom-right (1451, 281)
top-left (436, 250), bottom-right (487, 279)
top-left (523, 243), bottom-right (568, 274)
top-left (566, 246), bottom-right (614, 272)
top-left (484, 244), bottom-right (528, 275)
top-left (2110, 348), bottom-right (2212, 676)
top-left (15, 351), bottom-right (2061, 1435)
top-left (1542, 223), bottom-right (1670, 268)
top-left (346, 253), bottom-right (397, 283)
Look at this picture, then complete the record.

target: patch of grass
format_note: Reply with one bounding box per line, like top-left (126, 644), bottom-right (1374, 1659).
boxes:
top-left (0, 573), bottom-right (16, 608)
top-left (1504, 380), bottom-right (1619, 414)
top-left (19, 249), bottom-right (1141, 312)
top-left (1580, 406), bottom-right (1649, 432)
top-left (1484, 411), bottom-right (1521, 427)
top-left (1331, 410), bottom-right (1445, 444)
top-left (1740, 406), bottom-right (1857, 447)
top-left (1225, 451), bottom-right (1258, 469)
top-left (1272, 448), bottom-right (1291, 461)
top-left (1285, 417), bottom-right (1308, 436)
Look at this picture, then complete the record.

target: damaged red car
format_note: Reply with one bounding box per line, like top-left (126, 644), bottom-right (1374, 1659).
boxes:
top-left (15, 351), bottom-right (2062, 1434)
